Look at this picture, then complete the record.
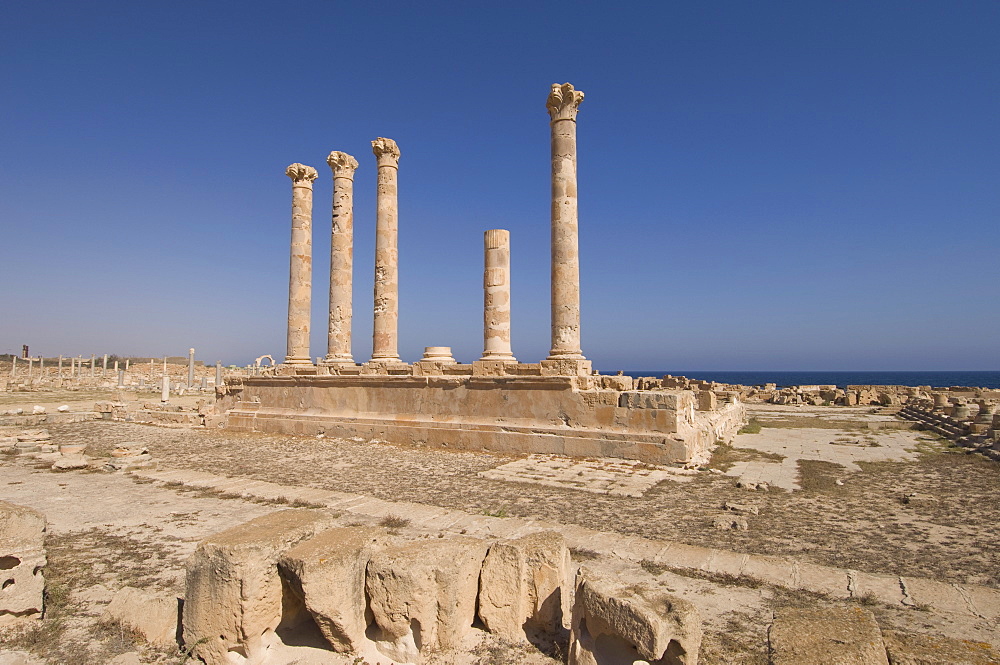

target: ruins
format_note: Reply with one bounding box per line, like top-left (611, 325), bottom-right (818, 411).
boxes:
top-left (216, 83), bottom-right (746, 465)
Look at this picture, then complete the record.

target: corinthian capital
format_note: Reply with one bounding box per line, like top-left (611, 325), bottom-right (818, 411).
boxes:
top-left (371, 137), bottom-right (401, 168)
top-left (286, 163), bottom-right (318, 185)
top-left (546, 83), bottom-right (585, 122)
top-left (327, 151), bottom-right (359, 179)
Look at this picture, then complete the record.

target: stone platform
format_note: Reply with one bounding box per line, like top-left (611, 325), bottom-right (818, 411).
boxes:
top-left (218, 371), bottom-right (745, 465)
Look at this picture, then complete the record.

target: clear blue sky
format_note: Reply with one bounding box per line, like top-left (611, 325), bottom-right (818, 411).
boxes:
top-left (2, 1), bottom-right (998, 370)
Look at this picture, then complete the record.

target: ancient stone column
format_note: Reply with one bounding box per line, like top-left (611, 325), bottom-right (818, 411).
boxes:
top-left (370, 138), bottom-right (402, 362)
top-left (90, 354), bottom-right (96, 378)
top-left (187, 348), bottom-right (195, 388)
top-left (57, 355), bottom-right (63, 378)
top-left (9, 356), bottom-right (15, 377)
top-left (545, 83), bottom-right (586, 361)
top-left (215, 361), bottom-right (222, 387)
top-left (480, 229), bottom-right (516, 361)
top-left (323, 151), bottom-right (359, 365)
top-left (102, 354), bottom-right (108, 376)
top-left (284, 163), bottom-right (318, 365)
top-left (161, 376), bottom-right (169, 403)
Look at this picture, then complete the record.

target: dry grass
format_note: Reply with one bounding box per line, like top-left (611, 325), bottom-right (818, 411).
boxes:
top-left (379, 514), bottom-right (411, 529)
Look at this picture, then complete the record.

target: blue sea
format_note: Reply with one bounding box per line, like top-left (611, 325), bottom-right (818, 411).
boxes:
top-left (616, 371), bottom-right (1000, 390)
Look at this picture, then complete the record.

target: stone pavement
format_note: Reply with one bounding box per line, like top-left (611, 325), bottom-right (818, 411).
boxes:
top-left (477, 453), bottom-right (695, 497)
top-left (130, 465), bottom-right (1000, 632)
top-left (727, 428), bottom-right (922, 490)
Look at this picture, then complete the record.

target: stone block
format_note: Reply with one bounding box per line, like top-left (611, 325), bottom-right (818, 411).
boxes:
top-left (768, 606), bottom-right (888, 665)
top-left (366, 537), bottom-right (488, 662)
top-left (568, 567), bottom-right (702, 665)
top-left (182, 509), bottom-right (337, 665)
top-left (0, 501), bottom-right (46, 623)
top-left (478, 530), bottom-right (572, 643)
top-left (277, 526), bottom-right (391, 653)
top-left (881, 629), bottom-right (999, 665)
top-left (102, 586), bottom-right (178, 646)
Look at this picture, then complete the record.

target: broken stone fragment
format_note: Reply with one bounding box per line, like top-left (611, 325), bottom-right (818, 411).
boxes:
top-left (278, 526), bottom-right (393, 653)
top-left (723, 501), bottom-right (759, 515)
top-left (51, 453), bottom-right (89, 471)
top-left (102, 586), bottom-right (178, 646)
top-left (366, 536), bottom-right (488, 662)
top-left (0, 501), bottom-right (46, 623)
top-left (478, 530), bottom-right (572, 643)
top-left (768, 606), bottom-right (888, 665)
top-left (712, 515), bottom-right (749, 531)
top-left (568, 567), bottom-right (702, 665)
top-left (183, 509), bottom-right (338, 665)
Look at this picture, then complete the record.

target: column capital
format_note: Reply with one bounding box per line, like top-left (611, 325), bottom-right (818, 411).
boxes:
top-left (546, 83), bottom-right (584, 123)
top-left (286, 163), bottom-right (318, 186)
top-left (371, 137), bottom-right (401, 168)
top-left (327, 151), bottom-right (359, 179)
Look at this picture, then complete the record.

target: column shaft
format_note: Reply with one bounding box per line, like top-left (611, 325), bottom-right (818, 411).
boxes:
top-left (481, 229), bottom-right (516, 361)
top-left (546, 83), bottom-right (586, 360)
top-left (324, 152), bottom-right (359, 364)
top-left (284, 163), bottom-right (318, 365)
top-left (371, 138), bottom-right (401, 361)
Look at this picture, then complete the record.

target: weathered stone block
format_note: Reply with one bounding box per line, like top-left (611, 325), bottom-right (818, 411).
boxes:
top-left (366, 537), bottom-right (488, 662)
top-left (0, 501), bottom-right (46, 623)
top-left (478, 531), bottom-right (571, 643)
top-left (768, 606), bottom-right (888, 665)
top-left (277, 526), bottom-right (391, 653)
top-left (182, 509), bottom-right (337, 665)
top-left (568, 567), bottom-right (702, 665)
top-left (102, 586), bottom-right (178, 646)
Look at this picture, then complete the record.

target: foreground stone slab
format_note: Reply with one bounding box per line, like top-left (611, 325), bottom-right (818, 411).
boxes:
top-left (569, 567), bottom-right (702, 665)
top-left (182, 508), bottom-right (337, 665)
top-left (768, 606), bottom-right (888, 665)
top-left (366, 537), bottom-right (488, 662)
top-left (0, 501), bottom-right (46, 623)
top-left (881, 629), bottom-right (999, 665)
top-left (479, 530), bottom-right (571, 643)
top-left (101, 586), bottom-right (178, 646)
top-left (278, 526), bottom-right (392, 653)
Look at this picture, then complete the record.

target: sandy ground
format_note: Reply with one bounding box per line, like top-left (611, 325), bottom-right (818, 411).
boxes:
top-left (0, 391), bottom-right (998, 664)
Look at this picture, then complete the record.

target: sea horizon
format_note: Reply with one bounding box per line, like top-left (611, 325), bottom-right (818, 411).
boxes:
top-left (613, 370), bottom-right (1000, 390)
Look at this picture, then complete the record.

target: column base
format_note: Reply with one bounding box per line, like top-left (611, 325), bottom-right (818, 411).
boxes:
top-left (283, 356), bottom-right (314, 365)
top-left (319, 356), bottom-right (355, 366)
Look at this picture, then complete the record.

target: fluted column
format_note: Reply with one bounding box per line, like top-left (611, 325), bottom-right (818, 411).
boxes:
top-left (323, 151), bottom-right (359, 365)
top-left (284, 163), bottom-right (318, 365)
top-left (546, 83), bottom-right (586, 361)
top-left (370, 138), bottom-right (401, 362)
top-left (481, 229), bottom-right (516, 361)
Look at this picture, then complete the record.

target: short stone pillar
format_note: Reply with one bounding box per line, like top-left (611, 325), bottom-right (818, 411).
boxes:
top-left (323, 151), bottom-right (359, 366)
top-left (90, 354), bottom-right (96, 377)
top-left (422, 347), bottom-right (457, 363)
top-left (480, 229), bottom-right (516, 362)
top-left (953, 403), bottom-right (972, 421)
top-left (9, 356), bottom-right (15, 377)
top-left (187, 348), bottom-right (196, 388)
top-left (545, 83), bottom-right (586, 363)
top-left (102, 353), bottom-right (108, 376)
top-left (117, 370), bottom-right (125, 388)
top-left (370, 138), bottom-right (402, 363)
top-left (284, 163), bottom-right (318, 366)
top-left (161, 376), bottom-right (169, 403)
top-left (932, 393), bottom-right (949, 411)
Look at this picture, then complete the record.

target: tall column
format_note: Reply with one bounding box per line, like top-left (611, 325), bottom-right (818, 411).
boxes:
top-left (480, 229), bottom-right (516, 361)
top-left (284, 163), bottom-right (318, 365)
top-left (370, 138), bottom-right (401, 362)
top-left (545, 83), bottom-right (586, 361)
top-left (215, 361), bottom-right (222, 387)
top-left (102, 354), bottom-right (108, 376)
top-left (58, 355), bottom-right (63, 378)
top-left (187, 348), bottom-right (195, 387)
top-left (323, 151), bottom-right (359, 365)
